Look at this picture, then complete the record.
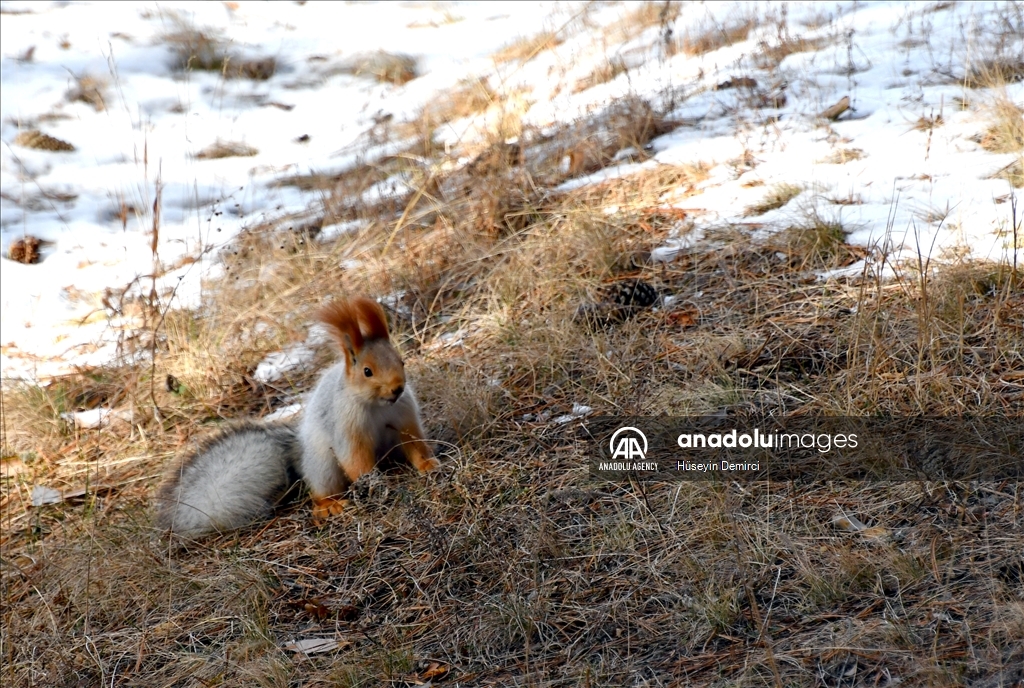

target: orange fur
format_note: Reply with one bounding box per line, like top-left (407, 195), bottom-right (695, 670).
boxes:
top-left (342, 431), bottom-right (379, 483)
top-left (353, 298), bottom-right (390, 342)
top-left (311, 496), bottom-right (348, 525)
top-left (391, 420), bottom-right (438, 473)
top-left (316, 297), bottom-right (390, 354)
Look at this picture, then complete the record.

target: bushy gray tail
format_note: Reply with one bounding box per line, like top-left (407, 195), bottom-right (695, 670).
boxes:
top-left (155, 423), bottom-right (300, 537)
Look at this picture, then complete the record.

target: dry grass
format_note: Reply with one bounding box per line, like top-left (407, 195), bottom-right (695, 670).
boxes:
top-left (743, 182), bottom-right (803, 216)
top-left (557, 95), bottom-right (684, 177)
top-left (677, 18), bottom-right (756, 57)
top-left (65, 73), bottom-right (107, 111)
top-left (406, 8), bottom-right (463, 30)
top-left (992, 158), bottom-right (1024, 188)
top-left (572, 57), bottom-right (629, 94)
top-left (770, 210), bottom-right (854, 270)
top-left (163, 21), bottom-right (229, 72)
top-left (960, 45), bottom-right (1024, 190)
top-left (493, 31), bottom-right (561, 64)
top-left (755, 35), bottom-right (830, 69)
top-left (343, 51), bottom-right (419, 86)
top-left (603, 1), bottom-right (680, 44)
top-left (962, 57), bottom-right (1024, 88)
top-left (6, 236), bottom-right (42, 264)
top-left (196, 139), bottom-right (259, 159)
top-left (975, 90), bottom-right (1024, 194)
top-left (3, 81), bottom-right (1023, 688)
top-left (911, 112), bottom-right (944, 131)
top-left (412, 76), bottom-right (495, 138)
top-left (431, 77), bottom-right (494, 122)
top-left (232, 57), bottom-right (277, 81)
top-left (819, 147), bottom-right (866, 165)
top-left (824, 190), bottom-right (865, 206)
top-left (976, 99), bottom-right (1024, 154)
top-left (13, 129), bottom-right (75, 152)
top-left (162, 17), bottom-right (277, 80)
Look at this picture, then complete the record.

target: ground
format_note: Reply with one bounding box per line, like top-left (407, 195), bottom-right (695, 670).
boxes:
top-left (1, 2), bottom-right (1023, 686)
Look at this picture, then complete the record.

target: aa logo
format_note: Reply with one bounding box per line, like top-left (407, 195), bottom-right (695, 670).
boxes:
top-left (609, 427), bottom-right (647, 460)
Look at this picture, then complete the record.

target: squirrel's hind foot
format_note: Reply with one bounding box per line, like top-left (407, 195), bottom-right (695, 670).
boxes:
top-left (311, 495), bottom-right (349, 525)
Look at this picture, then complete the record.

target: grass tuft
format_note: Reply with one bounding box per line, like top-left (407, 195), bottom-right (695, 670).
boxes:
top-left (559, 95), bottom-right (681, 177)
top-left (604, 1), bottom-right (680, 44)
top-left (196, 139), bottom-right (259, 159)
top-left (992, 158), bottom-right (1024, 188)
top-left (493, 31), bottom-right (561, 64)
top-left (677, 18), bottom-right (755, 56)
top-left (162, 17), bottom-right (277, 79)
top-left (65, 73), bottom-right (107, 110)
top-left (772, 209), bottom-right (852, 269)
top-left (345, 51), bottom-right (419, 85)
top-left (573, 57), bottom-right (629, 94)
top-left (13, 129), bottom-right (75, 151)
top-left (977, 99), bottom-right (1024, 154)
top-left (416, 76), bottom-right (495, 130)
top-left (963, 58), bottom-right (1024, 88)
top-left (744, 182), bottom-right (803, 216)
top-left (756, 35), bottom-right (829, 69)
top-left (911, 113), bottom-right (944, 131)
top-left (819, 147), bottom-right (866, 164)
top-left (162, 20), bottom-right (230, 72)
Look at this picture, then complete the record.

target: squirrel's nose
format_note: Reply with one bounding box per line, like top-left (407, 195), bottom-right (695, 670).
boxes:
top-left (391, 385), bottom-right (404, 399)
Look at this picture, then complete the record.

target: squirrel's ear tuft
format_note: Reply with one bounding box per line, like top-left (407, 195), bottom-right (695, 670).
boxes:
top-left (315, 296), bottom-right (390, 356)
top-left (351, 297), bottom-right (390, 342)
top-left (317, 300), bottom-right (364, 354)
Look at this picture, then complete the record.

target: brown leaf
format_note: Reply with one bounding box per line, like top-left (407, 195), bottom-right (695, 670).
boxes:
top-left (421, 661), bottom-right (450, 679)
top-left (667, 309), bottom-right (698, 327)
top-left (300, 599), bottom-right (331, 621)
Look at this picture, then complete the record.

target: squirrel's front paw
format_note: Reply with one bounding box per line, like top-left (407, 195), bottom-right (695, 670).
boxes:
top-left (312, 496), bottom-right (348, 525)
top-left (419, 455), bottom-right (441, 472)
top-left (408, 450), bottom-right (440, 473)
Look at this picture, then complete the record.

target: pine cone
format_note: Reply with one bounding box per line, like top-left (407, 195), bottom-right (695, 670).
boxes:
top-left (575, 279), bottom-right (659, 327)
top-left (605, 279), bottom-right (658, 311)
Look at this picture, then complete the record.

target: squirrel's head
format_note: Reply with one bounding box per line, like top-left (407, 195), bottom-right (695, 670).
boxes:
top-left (317, 297), bottom-right (406, 405)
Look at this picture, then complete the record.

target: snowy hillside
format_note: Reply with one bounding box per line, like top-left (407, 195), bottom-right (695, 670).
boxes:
top-left (1, 0), bottom-right (1021, 379)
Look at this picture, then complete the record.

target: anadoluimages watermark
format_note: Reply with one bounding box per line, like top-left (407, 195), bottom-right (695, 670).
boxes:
top-left (584, 416), bottom-right (1023, 481)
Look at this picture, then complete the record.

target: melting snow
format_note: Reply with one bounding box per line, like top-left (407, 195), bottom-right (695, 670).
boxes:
top-left (1, 1), bottom-right (1020, 380)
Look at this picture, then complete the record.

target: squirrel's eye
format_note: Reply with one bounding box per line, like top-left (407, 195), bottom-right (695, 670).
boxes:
top-left (363, 367), bottom-right (373, 377)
